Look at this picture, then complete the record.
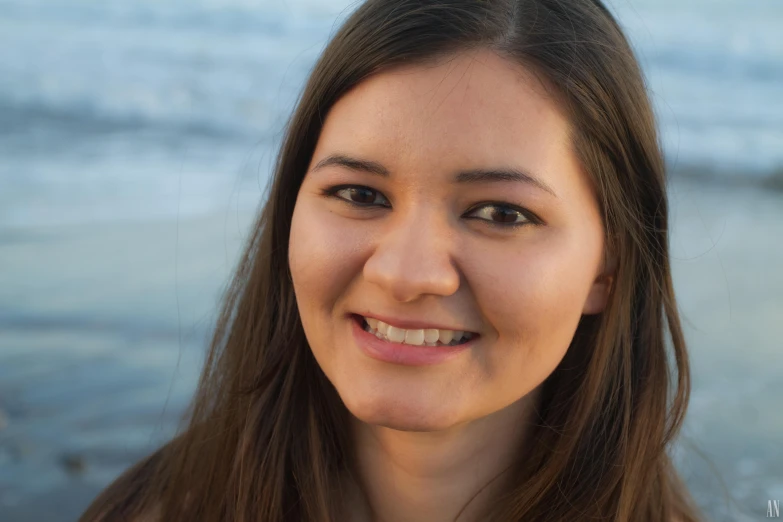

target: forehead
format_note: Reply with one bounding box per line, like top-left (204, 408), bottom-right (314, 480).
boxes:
top-left (313, 49), bottom-right (577, 189)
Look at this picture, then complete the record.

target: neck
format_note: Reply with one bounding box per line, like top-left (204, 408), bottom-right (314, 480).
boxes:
top-left (346, 391), bottom-right (539, 522)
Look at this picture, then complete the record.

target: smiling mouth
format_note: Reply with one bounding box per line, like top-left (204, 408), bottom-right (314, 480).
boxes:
top-left (354, 315), bottom-right (475, 347)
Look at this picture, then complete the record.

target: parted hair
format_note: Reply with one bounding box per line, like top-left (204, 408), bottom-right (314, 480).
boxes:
top-left (81, 1), bottom-right (702, 520)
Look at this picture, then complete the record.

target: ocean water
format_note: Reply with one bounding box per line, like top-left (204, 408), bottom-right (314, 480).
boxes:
top-left (0, 1), bottom-right (782, 521)
top-left (1, 0), bottom-right (782, 228)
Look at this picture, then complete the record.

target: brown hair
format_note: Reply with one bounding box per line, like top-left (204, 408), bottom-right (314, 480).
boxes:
top-left (80, 1), bottom-right (702, 520)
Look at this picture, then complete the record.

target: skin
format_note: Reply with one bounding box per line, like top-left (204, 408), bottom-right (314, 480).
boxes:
top-left (288, 49), bottom-right (614, 522)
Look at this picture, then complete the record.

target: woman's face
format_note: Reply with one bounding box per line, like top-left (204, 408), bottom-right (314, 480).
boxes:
top-left (289, 50), bottom-right (611, 431)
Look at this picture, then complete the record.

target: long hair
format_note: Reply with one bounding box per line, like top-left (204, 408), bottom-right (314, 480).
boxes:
top-left (80, 1), bottom-right (702, 520)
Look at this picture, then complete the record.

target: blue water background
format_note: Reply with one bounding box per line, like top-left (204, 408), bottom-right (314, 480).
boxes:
top-left (1, 0), bottom-right (782, 228)
top-left (0, 1), bottom-right (782, 520)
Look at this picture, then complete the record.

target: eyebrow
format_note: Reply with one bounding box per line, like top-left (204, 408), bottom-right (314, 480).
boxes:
top-left (311, 153), bottom-right (558, 198)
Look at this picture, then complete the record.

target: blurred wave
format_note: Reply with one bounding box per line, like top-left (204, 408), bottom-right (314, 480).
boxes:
top-left (0, 0), bottom-right (782, 227)
top-left (1, 2), bottom-right (782, 521)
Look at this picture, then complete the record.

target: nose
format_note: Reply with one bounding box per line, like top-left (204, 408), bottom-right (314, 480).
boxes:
top-left (362, 208), bottom-right (461, 302)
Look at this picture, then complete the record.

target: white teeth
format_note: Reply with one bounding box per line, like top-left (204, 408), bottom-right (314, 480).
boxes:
top-left (361, 317), bottom-right (474, 346)
top-left (423, 329), bottom-right (440, 343)
top-left (386, 326), bottom-right (406, 343)
top-left (438, 330), bottom-right (454, 344)
top-left (378, 321), bottom-right (389, 336)
top-left (404, 329), bottom-right (425, 346)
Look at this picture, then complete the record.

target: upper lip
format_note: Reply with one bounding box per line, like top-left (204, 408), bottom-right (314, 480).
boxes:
top-left (353, 312), bottom-right (478, 334)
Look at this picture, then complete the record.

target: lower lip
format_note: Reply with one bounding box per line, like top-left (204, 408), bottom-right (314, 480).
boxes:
top-left (350, 315), bottom-right (474, 366)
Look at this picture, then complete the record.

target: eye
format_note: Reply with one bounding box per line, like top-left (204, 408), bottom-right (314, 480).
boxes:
top-left (324, 185), bottom-right (390, 207)
top-left (465, 203), bottom-right (536, 227)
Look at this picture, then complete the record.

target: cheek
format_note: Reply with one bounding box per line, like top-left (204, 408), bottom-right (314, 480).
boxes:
top-left (469, 229), bottom-right (602, 355)
top-left (289, 200), bottom-right (366, 322)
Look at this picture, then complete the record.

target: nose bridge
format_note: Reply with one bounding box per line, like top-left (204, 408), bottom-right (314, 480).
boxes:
top-left (392, 202), bottom-right (450, 257)
top-left (364, 201), bottom-right (460, 302)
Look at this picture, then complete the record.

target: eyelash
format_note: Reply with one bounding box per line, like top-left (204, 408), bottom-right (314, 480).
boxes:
top-left (320, 184), bottom-right (542, 228)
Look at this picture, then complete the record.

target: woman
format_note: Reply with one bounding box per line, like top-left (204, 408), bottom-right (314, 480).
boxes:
top-left (80, 0), bottom-right (703, 520)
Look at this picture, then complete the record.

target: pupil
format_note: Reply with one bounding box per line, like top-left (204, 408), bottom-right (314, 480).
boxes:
top-left (494, 207), bottom-right (517, 223)
top-left (350, 188), bottom-right (375, 204)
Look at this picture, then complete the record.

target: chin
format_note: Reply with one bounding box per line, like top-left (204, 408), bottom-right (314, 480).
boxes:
top-left (343, 388), bottom-right (463, 432)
